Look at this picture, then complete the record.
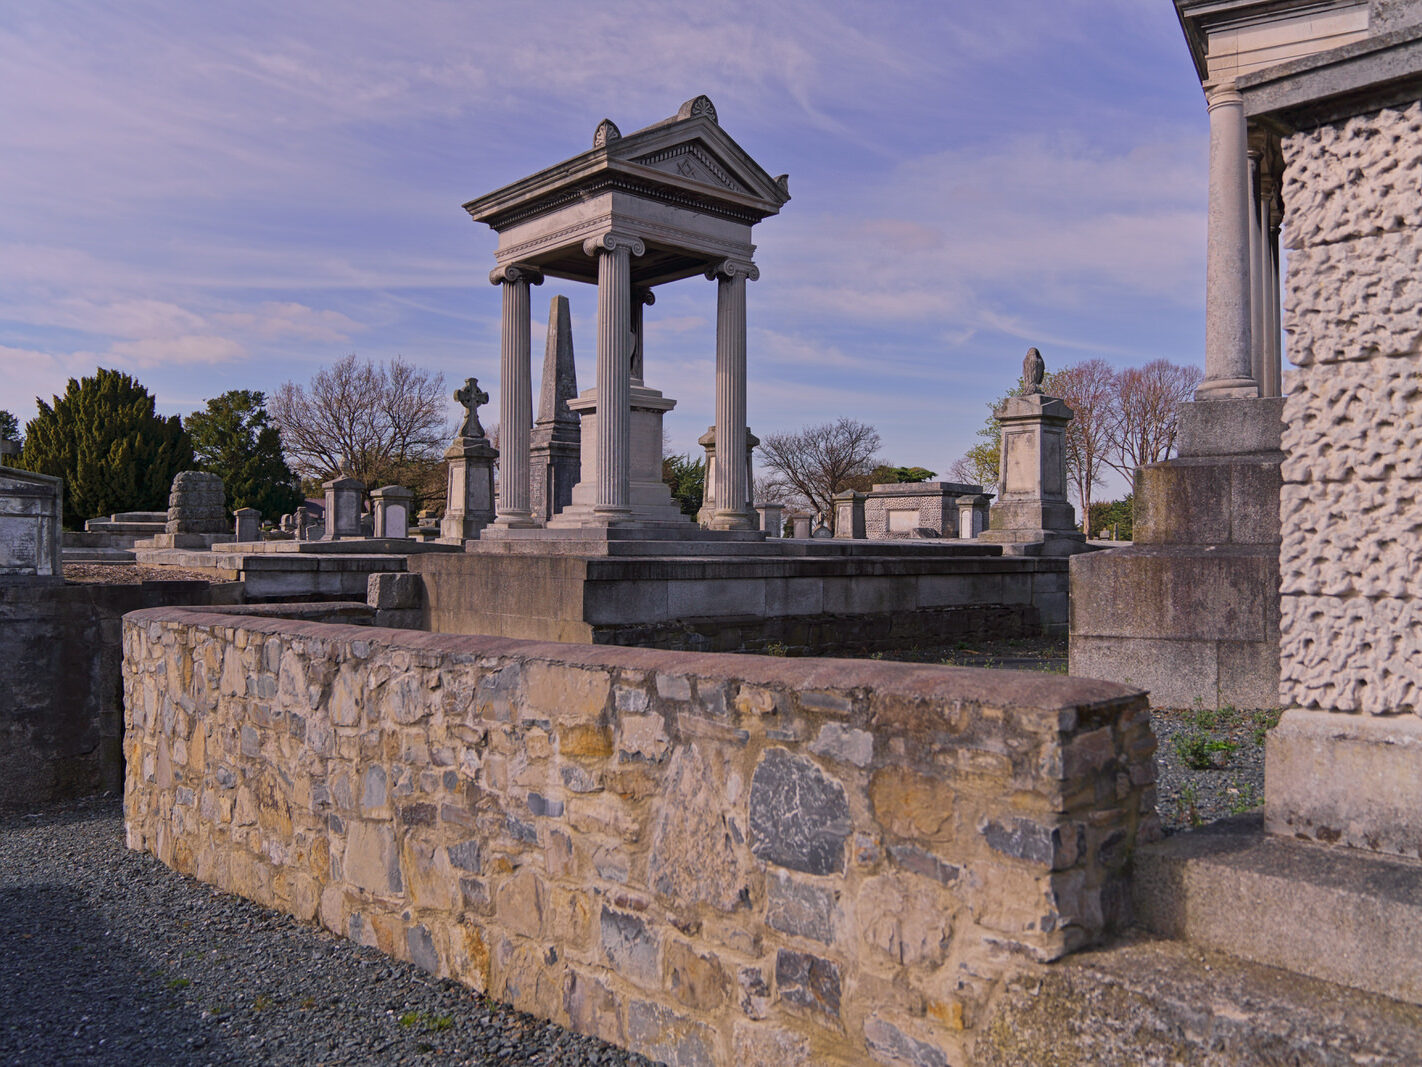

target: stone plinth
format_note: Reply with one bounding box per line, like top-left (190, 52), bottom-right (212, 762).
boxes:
top-left (441, 437), bottom-right (497, 543)
top-left (1070, 397), bottom-right (1283, 710)
top-left (370, 485), bottom-right (413, 540)
top-left (980, 394), bottom-right (1088, 556)
top-left (0, 466), bottom-right (62, 578)
top-left (696, 424), bottom-right (758, 528)
top-left (322, 477), bottom-right (365, 540)
top-left (542, 384), bottom-right (688, 529)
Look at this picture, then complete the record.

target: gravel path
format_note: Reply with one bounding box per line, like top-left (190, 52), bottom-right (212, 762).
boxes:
top-left (0, 798), bottom-right (653, 1067)
top-left (64, 563), bottom-right (220, 584)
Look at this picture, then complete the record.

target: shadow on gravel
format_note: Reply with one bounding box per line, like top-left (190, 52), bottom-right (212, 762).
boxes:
top-left (0, 884), bottom-right (232, 1065)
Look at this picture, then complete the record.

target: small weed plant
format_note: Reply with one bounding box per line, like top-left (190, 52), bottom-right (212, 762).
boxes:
top-left (1176, 783), bottom-right (1203, 828)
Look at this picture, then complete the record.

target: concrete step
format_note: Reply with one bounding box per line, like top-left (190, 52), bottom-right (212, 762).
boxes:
top-left (977, 932), bottom-right (1422, 1065)
top-left (62, 548), bottom-right (137, 562)
top-left (1133, 814), bottom-right (1422, 1005)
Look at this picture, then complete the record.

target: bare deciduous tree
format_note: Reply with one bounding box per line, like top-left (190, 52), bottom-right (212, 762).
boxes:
top-left (270, 355), bottom-right (448, 493)
top-left (1051, 359), bottom-right (1116, 538)
top-left (758, 418), bottom-right (881, 531)
top-left (1107, 359), bottom-right (1203, 481)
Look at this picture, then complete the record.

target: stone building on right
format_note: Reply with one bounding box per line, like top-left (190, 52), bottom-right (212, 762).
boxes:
top-left (1237, 18), bottom-right (1422, 855)
top-left (1071, 0), bottom-right (1418, 709)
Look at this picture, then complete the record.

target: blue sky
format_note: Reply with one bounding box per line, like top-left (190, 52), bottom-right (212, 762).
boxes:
top-left (0, 1), bottom-right (1207, 494)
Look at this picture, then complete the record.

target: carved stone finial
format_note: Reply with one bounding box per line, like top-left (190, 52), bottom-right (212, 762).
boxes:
top-left (1022, 347), bottom-right (1046, 395)
top-left (593, 118), bottom-right (622, 148)
top-left (677, 95), bottom-right (718, 123)
top-left (454, 377), bottom-right (490, 439)
top-left (774, 173), bottom-right (790, 196)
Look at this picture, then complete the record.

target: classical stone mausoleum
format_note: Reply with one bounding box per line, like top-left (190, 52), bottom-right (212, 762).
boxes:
top-left (1071, 0), bottom-right (1415, 708)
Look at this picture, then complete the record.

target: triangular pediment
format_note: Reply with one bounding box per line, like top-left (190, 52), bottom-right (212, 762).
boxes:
top-left (628, 141), bottom-right (752, 196)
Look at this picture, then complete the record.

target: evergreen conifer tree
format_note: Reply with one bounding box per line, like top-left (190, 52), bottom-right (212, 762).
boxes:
top-left (19, 368), bottom-right (192, 526)
top-left (185, 390), bottom-right (303, 521)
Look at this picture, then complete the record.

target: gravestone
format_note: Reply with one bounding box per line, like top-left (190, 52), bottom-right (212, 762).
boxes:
top-left (832, 490), bottom-right (866, 539)
top-left (233, 508), bottom-right (261, 543)
top-left (791, 515), bottom-right (811, 539)
top-left (322, 477), bottom-right (365, 540)
top-left (371, 485), bottom-right (413, 539)
top-left (140, 471), bottom-right (233, 549)
top-left (441, 378), bottom-right (498, 542)
top-left (957, 494), bottom-right (991, 538)
top-left (755, 503), bottom-right (783, 538)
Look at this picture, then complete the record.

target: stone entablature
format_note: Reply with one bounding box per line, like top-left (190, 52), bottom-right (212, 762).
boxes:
top-left (862, 482), bottom-right (985, 539)
top-left (123, 608), bottom-right (1154, 1067)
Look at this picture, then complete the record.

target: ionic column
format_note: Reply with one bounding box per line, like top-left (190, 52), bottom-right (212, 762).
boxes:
top-left (1247, 137), bottom-right (1265, 391)
top-left (1266, 190), bottom-right (1283, 397)
top-left (630, 287), bottom-right (655, 387)
top-left (583, 233), bottom-right (644, 518)
top-left (1197, 81), bottom-right (1259, 400)
top-left (708, 258), bottom-right (758, 531)
top-left (490, 262), bottom-right (543, 527)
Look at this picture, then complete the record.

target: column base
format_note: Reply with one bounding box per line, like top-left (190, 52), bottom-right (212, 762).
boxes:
top-left (1194, 377), bottom-right (1261, 400)
top-left (491, 512), bottom-right (541, 530)
top-left (709, 509), bottom-right (756, 532)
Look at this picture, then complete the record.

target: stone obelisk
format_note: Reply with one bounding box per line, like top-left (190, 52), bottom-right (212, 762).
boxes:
top-left (529, 295), bottom-right (581, 523)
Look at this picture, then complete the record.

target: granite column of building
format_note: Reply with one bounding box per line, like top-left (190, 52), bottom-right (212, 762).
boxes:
top-left (491, 263), bottom-right (542, 527)
top-left (584, 233), bottom-right (643, 518)
top-left (1262, 171), bottom-right (1283, 398)
top-left (709, 258), bottom-right (757, 530)
top-left (1197, 81), bottom-right (1259, 400)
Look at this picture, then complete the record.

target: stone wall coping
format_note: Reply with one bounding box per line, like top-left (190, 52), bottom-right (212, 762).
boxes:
top-left (125, 603), bottom-right (1141, 715)
top-left (1240, 22), bottom-right (1422, 128)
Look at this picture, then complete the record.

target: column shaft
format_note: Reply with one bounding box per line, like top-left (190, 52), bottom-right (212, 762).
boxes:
top-left (1197, 83), bottom-right (1259, 400)
top-left (1248, 148), bottom-right (1265, 391)
top-left (491, 265), bottom-right (540, 526)
top-left (712, 265), bottom-right (752, 530)
top-left (1266, 201), bottom-right (1283, 397)
top-left (593, 242), bottom-right (633, 515)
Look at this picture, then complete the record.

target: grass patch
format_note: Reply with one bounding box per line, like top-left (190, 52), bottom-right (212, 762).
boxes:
top-left (399, 1010), bottom-right (454, 1033)
top-left (166, 977), bottom-right (191, 991)
top-left (1173, 731), bottom-right (1237, 770)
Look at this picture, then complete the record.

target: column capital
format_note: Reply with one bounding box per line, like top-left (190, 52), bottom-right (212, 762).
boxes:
top-left (634, 286), bottom-right (656, 307)
top-left (1204, 79), bottom-right (1243, 109)
top-left (489, 262), bottom-right (544, 286)
top-left (706, 257), bottom-right (759, 283)
top-left (582, 232), bottom-right (645, 258)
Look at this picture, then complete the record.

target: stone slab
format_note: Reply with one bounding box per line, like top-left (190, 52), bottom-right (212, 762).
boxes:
top-left (976, 931), bottom-right (1422, 1065)
top-left (1134, 813), bottom-right (1422, 1005)
top-left (1266, 708), bottom-right (1422, 858)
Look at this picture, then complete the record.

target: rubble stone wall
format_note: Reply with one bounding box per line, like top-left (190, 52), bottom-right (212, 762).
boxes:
top-left (1280, 99), bottom-right (1422, 714)
top-left (122, 607), bottom-right (1155, 1066)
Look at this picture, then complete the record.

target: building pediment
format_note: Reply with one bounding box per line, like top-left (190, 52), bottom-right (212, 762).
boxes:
top-left (464, 96), bottom-right (789, 288)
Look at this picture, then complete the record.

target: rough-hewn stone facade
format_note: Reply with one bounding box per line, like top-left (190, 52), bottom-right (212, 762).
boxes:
top-left (1279, 100), bottom-right (1422, 714)
top-left (123, 608), bottom-right (1155, 1066)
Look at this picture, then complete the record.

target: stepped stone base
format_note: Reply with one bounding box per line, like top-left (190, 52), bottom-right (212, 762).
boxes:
top-left (1267, 709), bottom-right (1422, 859)
top-left (1133, 814), bottom-right (1422, 1005)
top-left (1070, 398), bottom-right (1284, 709)
top-left (977, 932), bottom-right (1422, 1065)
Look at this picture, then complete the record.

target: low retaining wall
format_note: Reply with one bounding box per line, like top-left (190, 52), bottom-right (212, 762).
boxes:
top-left (0, 576), bottom-right (244, 806)
top-left (123, 607), bottom-right (1155, 1066)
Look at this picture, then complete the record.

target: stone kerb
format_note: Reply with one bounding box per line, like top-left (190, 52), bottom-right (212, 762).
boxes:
top-left (122, 608), bottom-right (1154, 1066)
